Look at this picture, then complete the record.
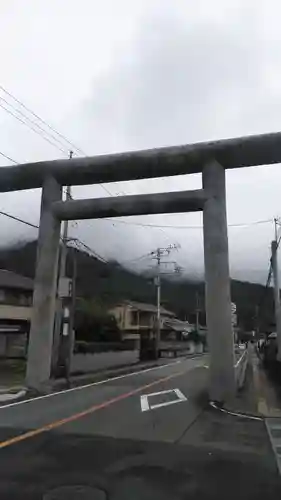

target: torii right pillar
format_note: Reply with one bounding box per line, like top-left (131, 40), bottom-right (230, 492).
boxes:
top-left (202, 160), bottom-right (235, 403)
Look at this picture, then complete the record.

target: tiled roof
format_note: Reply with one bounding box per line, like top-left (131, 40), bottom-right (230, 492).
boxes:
top-left (121, 300), bottom-right (175, 316)
top-left (164, 318), bottom-right (192, 332)
top-left (0, 270), bottom-right (33, 291)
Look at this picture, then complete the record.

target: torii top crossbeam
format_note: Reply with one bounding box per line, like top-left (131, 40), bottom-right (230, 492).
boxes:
top-left (1, 131), bottom-right (281, 192)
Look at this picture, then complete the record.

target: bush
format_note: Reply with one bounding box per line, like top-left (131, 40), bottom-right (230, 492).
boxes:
top-left (188, 330), bottom-right (202, 344)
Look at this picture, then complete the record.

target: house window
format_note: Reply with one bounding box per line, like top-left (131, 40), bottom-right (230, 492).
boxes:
top-left (19, 294), bottom-right (28, 306)
top-left (139, 312), bottom-right (150, 327)
top-left (131, 310), bottom-right (138, 326)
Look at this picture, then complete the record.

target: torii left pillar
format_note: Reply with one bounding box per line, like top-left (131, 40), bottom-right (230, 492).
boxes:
top-left (26, 176), bottom-right (62, 390)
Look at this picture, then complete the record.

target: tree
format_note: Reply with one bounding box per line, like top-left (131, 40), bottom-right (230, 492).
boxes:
top-left (74, 298), bottom-right (120, 342)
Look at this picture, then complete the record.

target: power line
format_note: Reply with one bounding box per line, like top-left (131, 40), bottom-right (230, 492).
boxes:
top-left (122, 250), bottom-right (157, 264)
top-left (104, 217), bottom-right (273, 230)
top-left (0, 85), bottom-right (153, 206)
top-left (0, 208), bottom-right (75, 245)
top-left (0, 84), bottom-right (85, 155)
top-left (0, 93), bottom-right (116, 245)
top-left (157, 224), bottom-right (181, 248)
top-left (70, 237), bottom-right (108, 264)
top-left (0, 101), bottom-right (67, 155)
top-left (0, 208), bottom-right (179, 268)
top-left (0, 86), bottom-right (132, 255)
top-left (0, 84), bottom-right (115, 198)
top-left (5, 85), bottom-right (264, 250)
top-left (70, 235), bottom-right (159, 268)
top-left (0, 84), bottom-right (127, 202)
top-left (0, 151), bottom-right (18, 164)
top-left (0, 208), bottom-right (109, 263)
top-left (0, 209), bottom-right (39, 229)
top-left (0, 95), bottom-right (73, 155)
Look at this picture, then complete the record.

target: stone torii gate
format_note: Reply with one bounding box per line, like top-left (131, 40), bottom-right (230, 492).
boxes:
top-left (1, 131), bottom-right (281, 402)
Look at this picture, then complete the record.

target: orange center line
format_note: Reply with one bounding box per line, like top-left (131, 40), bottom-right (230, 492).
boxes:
top-left (0, 368), bottom-right (187, 449)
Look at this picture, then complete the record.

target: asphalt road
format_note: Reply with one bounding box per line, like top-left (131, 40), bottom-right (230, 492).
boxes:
top-left (0, 356), bottom-right (206, 440)
top-left (0, 354), bottom-right (280, 499)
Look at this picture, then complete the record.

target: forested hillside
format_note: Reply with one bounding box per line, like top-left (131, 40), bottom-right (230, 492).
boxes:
top-left (0, 240), bottom-right (274, 331)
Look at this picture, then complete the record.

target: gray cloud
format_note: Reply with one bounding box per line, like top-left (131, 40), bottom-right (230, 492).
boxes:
top-left (66, 3), bottom-right (280, 282)
top-left (1, 1), bottom-right (281, 283)
top-left (76, 3), bottom-right (265, 150)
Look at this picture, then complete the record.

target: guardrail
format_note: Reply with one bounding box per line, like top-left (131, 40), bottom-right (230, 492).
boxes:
top-left (235, 348), bottom-right (248, 389)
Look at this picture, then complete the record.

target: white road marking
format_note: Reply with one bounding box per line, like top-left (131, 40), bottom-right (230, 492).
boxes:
top-left (174, 388), bottom-right (188, 401)
top-left (210, 401), bottom-right (263, 421)
top-left (140, 395), bottom-right (150, 412)
top-left (140, 388), bottom-right (187, 412)
top-left (0, 358), bottom-right (196, 410)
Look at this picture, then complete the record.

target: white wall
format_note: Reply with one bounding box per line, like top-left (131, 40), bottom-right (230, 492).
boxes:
top-left (0, 304), bottom-right (31, 321)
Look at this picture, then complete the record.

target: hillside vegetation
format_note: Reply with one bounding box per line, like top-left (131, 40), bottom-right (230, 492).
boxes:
top-left (0, 240), bottom-right (274, 332)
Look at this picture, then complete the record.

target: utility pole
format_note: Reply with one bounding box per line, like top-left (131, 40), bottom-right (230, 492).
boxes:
top-left (275, 217), bottom-right (279, 242)
top-left (152, 244), bottom-right (180, 357)
top-left (195, 291), bottom-right (200, 332)
top-left (156, 248), bottom-right (161, 357)
top-left (60, 150), bottom-right (74, 379)
top-left (255, 304), bottom-right (260, 339)
top-left (52, 150), bottom-right (73, 376)
top-left (65, 245), bottom-right (77, 386)
top-left (60, 150), bottom-right (73, 279)
top-left (271, 230), bottom-right (281, 361)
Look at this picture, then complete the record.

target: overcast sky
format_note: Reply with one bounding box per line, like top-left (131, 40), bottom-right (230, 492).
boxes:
top-left (1, 0), bottom-right (281, 283)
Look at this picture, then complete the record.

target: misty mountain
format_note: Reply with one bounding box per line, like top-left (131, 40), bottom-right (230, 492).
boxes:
top-left (0, 240), bottom-right (274, 331)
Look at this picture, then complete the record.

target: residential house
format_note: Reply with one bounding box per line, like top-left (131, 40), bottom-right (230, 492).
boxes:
top-left (163, 318), bottom-right (193, 340)
top-left (0, 270), bottom-right (33, 357)
top-left (164, 319), bottom-right (207, 353)
top-left (109, 300), bottom-right (175, 340)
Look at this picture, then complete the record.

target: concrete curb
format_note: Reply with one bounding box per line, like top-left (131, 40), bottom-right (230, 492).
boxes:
top-left (0, 388), bottom-right (27, 403)
top-left (0, 353), bottom-right (206, 400)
